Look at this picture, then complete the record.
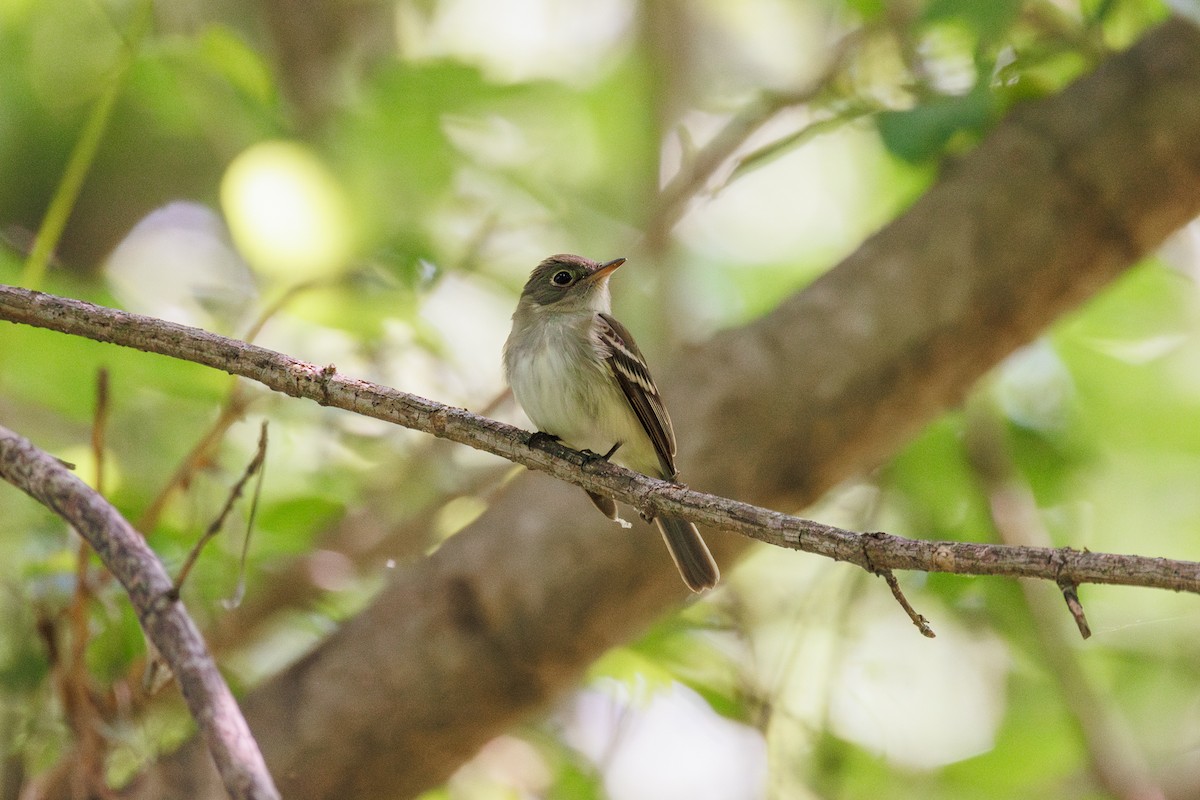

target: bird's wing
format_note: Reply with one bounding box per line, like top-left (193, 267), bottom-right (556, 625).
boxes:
top-left (596, 312), bottom-right (677, 477)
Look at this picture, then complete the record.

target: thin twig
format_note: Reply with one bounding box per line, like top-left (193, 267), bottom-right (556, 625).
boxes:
top-left (225, 422), bottom-right (268, 610)
top-left (859, 529), bottom-right (936, 636)
top-left (2, 286), bottom-right (1200, 602)
top-left (91, 368), bottom-right (109, 495)
top-left (174, 422), bottom-right (269, 595)
top-left (207, 439), bottom-right (513, 654)
top-left (146, 421), bottom-right (269, 690)
top-left (206, 389), bottom-right (513, 654)
top-left (877, 567), bottom-right (936, 638)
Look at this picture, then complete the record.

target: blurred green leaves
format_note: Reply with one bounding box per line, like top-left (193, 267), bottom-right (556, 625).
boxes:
top-left (870, 0), bottom-right (1169, 164)
top-left (877, 85), bottom-right (994, 163)
top-left (922, 0), bottom-right (1024, 42)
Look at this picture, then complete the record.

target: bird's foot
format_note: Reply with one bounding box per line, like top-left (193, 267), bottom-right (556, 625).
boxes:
top-left (579, 441), bottom-right (622, 466)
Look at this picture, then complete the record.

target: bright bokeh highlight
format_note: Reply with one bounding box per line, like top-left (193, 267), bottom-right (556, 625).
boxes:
top-left (220, 140), bottom-right (353, 282)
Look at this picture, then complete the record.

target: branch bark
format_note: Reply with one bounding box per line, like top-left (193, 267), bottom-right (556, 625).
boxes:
top-left (4, 284), bottom-right (1199, 596)
top-left (8, 16), bottom-right (1200, 800)
top-left (0, 427), bottom-right (279, 800)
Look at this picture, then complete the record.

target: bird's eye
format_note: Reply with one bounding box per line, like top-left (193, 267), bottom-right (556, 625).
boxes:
top-left (551, 270), bottom-right (573, 286)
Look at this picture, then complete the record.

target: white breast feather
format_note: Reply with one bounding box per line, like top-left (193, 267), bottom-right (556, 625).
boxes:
top-left (506, 311), bottom-right (659, 475)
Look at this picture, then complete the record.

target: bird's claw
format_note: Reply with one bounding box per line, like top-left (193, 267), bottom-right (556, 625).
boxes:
top-left (579, 441), bottom-right (622, 465)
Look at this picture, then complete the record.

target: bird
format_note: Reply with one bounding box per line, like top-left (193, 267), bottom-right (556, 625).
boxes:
top-left (503, 253), bottom-right (719, 592)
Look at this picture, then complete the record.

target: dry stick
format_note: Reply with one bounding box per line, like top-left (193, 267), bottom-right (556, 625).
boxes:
top-left (174, 421), bottom-right (269, 595)
top-left (61, 369), bottom-right (111, 797)
top-left (858, 520), bottom-right (937, 637)
top-left (963, 403), bottom-right (1165, 800)
top-left (208, 451), bottom-right (513, 655)
top-left (0, 426), bottom-right (280, 800)
top-left (2, 286), bottom-right (1200, 603)
top-left (1057, 579), bottom-right (1091, 639)
top-left (208, 386), bottom-right (511, 654)
top-left (875, 566), bottom-right (935, 638)
top-left (126, 387), bottom-right (249, 699)
top-left (227, 423), bottom-right (268, 610)
top-left (143, 423), bottom-right (270, 691)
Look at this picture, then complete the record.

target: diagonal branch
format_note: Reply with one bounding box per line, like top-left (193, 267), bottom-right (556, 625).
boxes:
top-left (0, 426), bottom-right (279, 800)
top-left (2, 284), bottom-right (1199, 597)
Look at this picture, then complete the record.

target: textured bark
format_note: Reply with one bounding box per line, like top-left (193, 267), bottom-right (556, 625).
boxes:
top-left (32, 17), bottom-right (1200, 800)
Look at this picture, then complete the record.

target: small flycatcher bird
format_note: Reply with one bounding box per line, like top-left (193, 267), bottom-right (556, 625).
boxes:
top-left (504, 254), bottom-right (719, 592)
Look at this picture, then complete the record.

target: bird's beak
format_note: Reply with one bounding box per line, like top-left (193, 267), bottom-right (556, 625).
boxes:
top-left (585, 257), bottom-right (626, 283)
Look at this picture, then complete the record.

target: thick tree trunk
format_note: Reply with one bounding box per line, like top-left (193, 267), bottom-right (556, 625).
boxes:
top-left (120, 18), bottom-right (1200, 800)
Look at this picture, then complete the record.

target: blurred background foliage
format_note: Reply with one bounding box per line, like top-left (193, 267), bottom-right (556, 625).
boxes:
top-left (1, 0), bottom-right (1198, 798)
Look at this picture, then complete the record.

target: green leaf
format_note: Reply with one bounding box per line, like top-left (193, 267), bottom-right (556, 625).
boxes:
top-left (198, 25), bottom-right (275, 106)
top-left (876, 86), bottom-right (993, 163)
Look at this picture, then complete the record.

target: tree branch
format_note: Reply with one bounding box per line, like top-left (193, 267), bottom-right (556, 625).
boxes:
top-left (0, 426), bottom-right (279, 800)
top-left (3, 283), bottom-right (1198, 596)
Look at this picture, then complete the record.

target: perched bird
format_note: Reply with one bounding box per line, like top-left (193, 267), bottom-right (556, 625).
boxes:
top-left (504, 253), bottom-right (719, 592)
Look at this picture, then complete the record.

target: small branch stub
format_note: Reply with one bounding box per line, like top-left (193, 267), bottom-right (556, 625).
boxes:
top-left (1058, 580), bottom-right (1092, 640)
top-left (879, 568), bottom-right (937, 639)
top-left (861, 532), bottom-right (935, 637)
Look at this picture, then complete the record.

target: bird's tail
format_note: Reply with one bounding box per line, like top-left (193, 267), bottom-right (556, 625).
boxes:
top-left (655, 516), bottom-right (719, 592)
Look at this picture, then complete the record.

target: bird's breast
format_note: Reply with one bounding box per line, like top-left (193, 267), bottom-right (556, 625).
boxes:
top-left (504, 313), bottom-right (653, 470)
